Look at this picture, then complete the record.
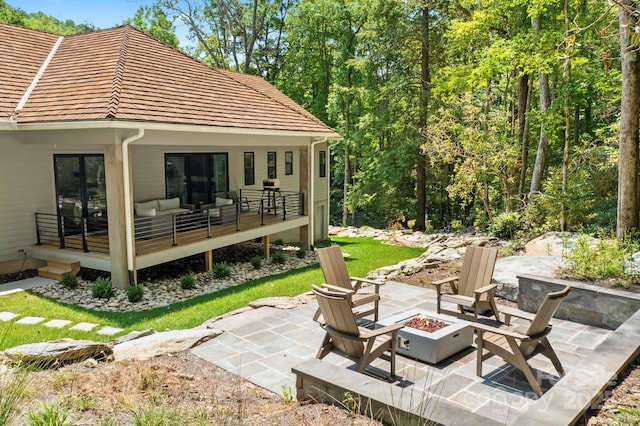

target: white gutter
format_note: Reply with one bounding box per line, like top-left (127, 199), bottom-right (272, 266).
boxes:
top-left (310, 136), bottom-right (329, 244)
top-left (122, 128), bottom-right (145, 279)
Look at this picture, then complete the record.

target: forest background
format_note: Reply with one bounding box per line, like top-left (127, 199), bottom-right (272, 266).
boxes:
top-left (3, 0), bottom-right (640, 240)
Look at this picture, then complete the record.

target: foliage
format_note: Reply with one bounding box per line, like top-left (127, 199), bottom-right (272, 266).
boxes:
top-left (0, 0), bottom-right (94, 33)
top-left (490, 212), bottom-right (523, 240)
top-left (295, 249), bottom-right (306, 259)
top-left (91, 277), bottom-right (114, 299)
top-left (0, 359), bottom-right (30, 425)
top-left (28, 401), bottom-right (73, 426)
top-left (271, 251), bottom-right (286, 264)
top-left (179, 273), bottom-right (195, 290)
top-left (125, 3), bottom-right (179, 47)
top-left (212, 262), bottom-right (232, 279)
top-left (127, 284), bottom-right (144, 303)
top-left (59, 272), bottom-right (78, 289)
top-left (561, 235), bottom-right (640, 284)
top-left (273, 239), bottom-right (284, 246)
top-left (250, 256), bottom-right (263, 270)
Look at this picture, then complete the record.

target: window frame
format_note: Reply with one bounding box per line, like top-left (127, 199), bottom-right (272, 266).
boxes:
top-left (267, 151), bottom-right (277, 179)
top-left (285, 151), bottom-right (293, 175)
top-left (319, 150), bottom-right (327, 178)
top-left (244, 152), bottom-right (255, 186)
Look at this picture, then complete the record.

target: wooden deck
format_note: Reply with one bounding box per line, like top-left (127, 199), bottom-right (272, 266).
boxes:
top-left (38, 210), bottom-right (301, 257)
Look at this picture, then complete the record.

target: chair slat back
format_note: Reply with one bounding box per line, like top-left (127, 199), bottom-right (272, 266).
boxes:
top-left (312, 285), bottom-right (363, 357)
top-left (458, 246), bottom-right (498, 296)
top-left (317, 246), bottom-right (352, 290)
top-left (525, 285), bottom-right (571, 337)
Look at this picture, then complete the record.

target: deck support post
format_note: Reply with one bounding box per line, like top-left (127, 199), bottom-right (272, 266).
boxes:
top-left (205, 250), bottom-right (213, 272)
top-left (263, 235), bottom-right (270, 258)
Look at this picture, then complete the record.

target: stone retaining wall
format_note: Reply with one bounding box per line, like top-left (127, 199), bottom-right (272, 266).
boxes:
top-left (517, 273), bottom-right (640, 330)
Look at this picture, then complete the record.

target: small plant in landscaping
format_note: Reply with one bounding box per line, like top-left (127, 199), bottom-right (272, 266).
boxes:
top-left (250, 256), bottom-right (262, 270)
top-left (126, 284), bottom-right (144, 303)
top-left (28, 401), bottom-right (73, 426)
top-left (91, 277), bottom-right (114, 299)
top-left (271, 251), bottom-right (286, 264)
top-left (295, 249), bottom-right (306, 259)
top-left (281, 385), bottom-right (293, 404)
top-left (212, 262), bottom-right (232, 278)
top-left (274, 239), bottom-right (284, 246)
top-left (180, 273), bottom-right (195, 289)
top-left (59, 272), bottom-right (78, 289)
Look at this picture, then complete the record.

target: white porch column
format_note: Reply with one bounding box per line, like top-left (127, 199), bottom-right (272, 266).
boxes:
top-left (299, 146), bottom-right (310, 249)
top-left (104, 143), bottom-right (130, 289)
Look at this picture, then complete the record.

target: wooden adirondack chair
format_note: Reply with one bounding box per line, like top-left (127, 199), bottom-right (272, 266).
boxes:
top-left (473, 285), bottom-right (571, 396)
top-left (315, 245), bottom-right (384, 321)
top-left (312, 284), bottom-right (404, 378)
top-left (432, 246), bottom-right (499, 321)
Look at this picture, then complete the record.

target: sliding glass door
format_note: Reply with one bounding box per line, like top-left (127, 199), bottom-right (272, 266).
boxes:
top-left (54, 155), bottom-right (106, 234)
top-left (165, 153), bottom-right (229, 206)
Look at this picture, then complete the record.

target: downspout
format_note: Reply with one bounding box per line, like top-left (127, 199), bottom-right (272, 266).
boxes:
top-left (122, 128), bottom-right (145, 282)
top-left (310, 137), bottom-right (329, 245)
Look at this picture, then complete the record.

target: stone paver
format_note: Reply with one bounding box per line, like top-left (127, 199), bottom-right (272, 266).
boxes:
top-left (96, 326), bottom-right (124, 336)
top-left (16, 316), bottom-right (46, 325)
top-left (0, 311), bottom-right (19, 321)
top-left (70, 322), bottom-right (99, 332)
top-left (43, 319), bottom-right (72, 328)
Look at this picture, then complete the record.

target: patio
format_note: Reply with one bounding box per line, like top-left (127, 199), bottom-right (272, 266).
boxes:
top-left (191, 281), bottom-right (640, 425)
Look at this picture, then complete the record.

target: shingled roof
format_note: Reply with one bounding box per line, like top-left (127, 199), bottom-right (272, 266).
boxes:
top-left (0, 23), bottom-right (335, 134)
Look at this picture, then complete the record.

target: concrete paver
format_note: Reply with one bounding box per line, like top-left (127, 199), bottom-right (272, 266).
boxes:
top-left (0, 311), bottom-right (19, 321)
top-left (96, 326), bottom-right (124, 336)
top-left (70, 322), bottom-right (99, 332)
top-left (44, 319), bottom-right (72, 328)
top-left (16, 316), bottom-right (46, 325)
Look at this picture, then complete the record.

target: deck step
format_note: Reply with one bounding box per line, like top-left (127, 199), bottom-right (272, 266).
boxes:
top-left (37, 259), bottom-right (80, 280)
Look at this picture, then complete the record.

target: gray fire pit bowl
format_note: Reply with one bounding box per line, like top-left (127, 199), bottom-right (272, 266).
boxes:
top-left (376, 309), bottom-right (473, 364)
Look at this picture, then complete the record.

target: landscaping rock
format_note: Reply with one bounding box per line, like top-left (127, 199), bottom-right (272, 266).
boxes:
top-left (113, 328), bottom-right (223, 361)
top-left (4, 338), bottom-right (112, 365)
top-left (249, 296), bottom-right (307, 310)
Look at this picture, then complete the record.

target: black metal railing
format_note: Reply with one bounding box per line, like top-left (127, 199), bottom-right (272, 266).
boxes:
top-left (35, 212), bottom-right (109, 253)
top-left (240, 189), bottom-right (304, 225)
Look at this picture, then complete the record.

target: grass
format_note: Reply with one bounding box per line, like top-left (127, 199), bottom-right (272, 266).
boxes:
top-left (0, 237), bottom-right (425, 350)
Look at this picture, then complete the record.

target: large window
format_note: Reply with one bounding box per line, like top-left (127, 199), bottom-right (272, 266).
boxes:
top-left (285, 151), bottom-right (293, 175)
top-left (244, 152), bottom-right (255, 186)
top-left (165, 153), bottom-right (229, 205)
top-left (267, 151), bottom-right (277, 179)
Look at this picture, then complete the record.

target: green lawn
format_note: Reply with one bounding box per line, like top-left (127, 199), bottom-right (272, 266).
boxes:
top-left (0, 237), bottom-right (425, 350)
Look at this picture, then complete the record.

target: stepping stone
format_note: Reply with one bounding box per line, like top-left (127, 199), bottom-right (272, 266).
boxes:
top-left (0, 311), bottom-right (19, 321)
top-left (70, 322), bottom-right (99, 332)
top-left (16, 316), bottom-right (46, 325)
top-left (44, 319), bottom-right (72, 329)
top-left (96, 326), bottom-right (124, 336)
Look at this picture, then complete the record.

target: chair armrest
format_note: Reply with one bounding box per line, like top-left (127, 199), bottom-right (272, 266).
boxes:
top-left (361, 322), bottom-right (404, 339)
top-left (500, 306), bottom-right (536, 325)
top-left (473, 283), bottom-right (497, 295)
top-left (351, 277), bottom-right (385, 292)
top-left (320, 283), bottom-right (355, 296)
top-left (472, 322), bottom-right (528, 340)
top-left (432, 276), bottom-right (459, 287)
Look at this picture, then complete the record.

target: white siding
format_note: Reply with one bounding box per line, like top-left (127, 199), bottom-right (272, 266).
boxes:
top-left (0, 136), bottom-right (55, 262)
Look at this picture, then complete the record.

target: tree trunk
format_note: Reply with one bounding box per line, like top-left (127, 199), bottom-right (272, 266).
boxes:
top-left (517, 73), bottom-right (533, 198)
top-left (529, 15), bottom-right (551, 196)
top-left (560, 0), bottom-right (571, 232)
top-left (617, 0), bottom-right (640, 238)
top-left (415, 1), bottom-right (430, 232)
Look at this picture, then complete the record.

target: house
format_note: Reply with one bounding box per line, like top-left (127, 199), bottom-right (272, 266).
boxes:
top-left (0, 23), bottom-right (339, 289)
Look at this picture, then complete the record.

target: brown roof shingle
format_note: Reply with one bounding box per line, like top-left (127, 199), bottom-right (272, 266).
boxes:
top-left (1, 24), bottom-right (335, 134)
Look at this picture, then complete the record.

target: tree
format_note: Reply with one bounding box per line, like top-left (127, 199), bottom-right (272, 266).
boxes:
top-left (617, 0), bottom-right (640, 238)
top-left (125, 3), bottom-right (180, 47)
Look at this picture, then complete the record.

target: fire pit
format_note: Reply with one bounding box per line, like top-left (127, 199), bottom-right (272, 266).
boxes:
top-left (376, 309), bottom-right (473, 364)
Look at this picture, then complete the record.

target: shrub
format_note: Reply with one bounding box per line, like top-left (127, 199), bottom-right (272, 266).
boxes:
top-left (212, 262), bottom-right (232, 279)
top-left (59, 272), bottom-right (78, 289)
top-left (295, 249), bottom-right (306, 259)
top-left (180, 273), bottom-right (195, 289)
top-left (271, 251), bottom-right (286, 264)
top-left (274, 239), bottom-right (284, 246)
top-left (489, 212), bottom-right (522, 239)
top-left (126, 284), bottom-right (144, 303)
top-left (91, 277), bottom-right (113, 299)
top-left (250, 256), bottom-right (263, 270)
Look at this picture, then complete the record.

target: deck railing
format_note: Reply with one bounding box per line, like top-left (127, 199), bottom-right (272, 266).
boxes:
top-left (35, 212), bottom-right (109, 253)
top-left (35, 191), bottom-right (304, 254)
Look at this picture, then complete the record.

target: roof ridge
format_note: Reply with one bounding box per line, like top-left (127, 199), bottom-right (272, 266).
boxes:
top-left (215, 69), bottom-right (331, 129)
top-left (107, 26), bottom-right (130, 118)
top-left (10, 35), bottom-right (64, 121)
